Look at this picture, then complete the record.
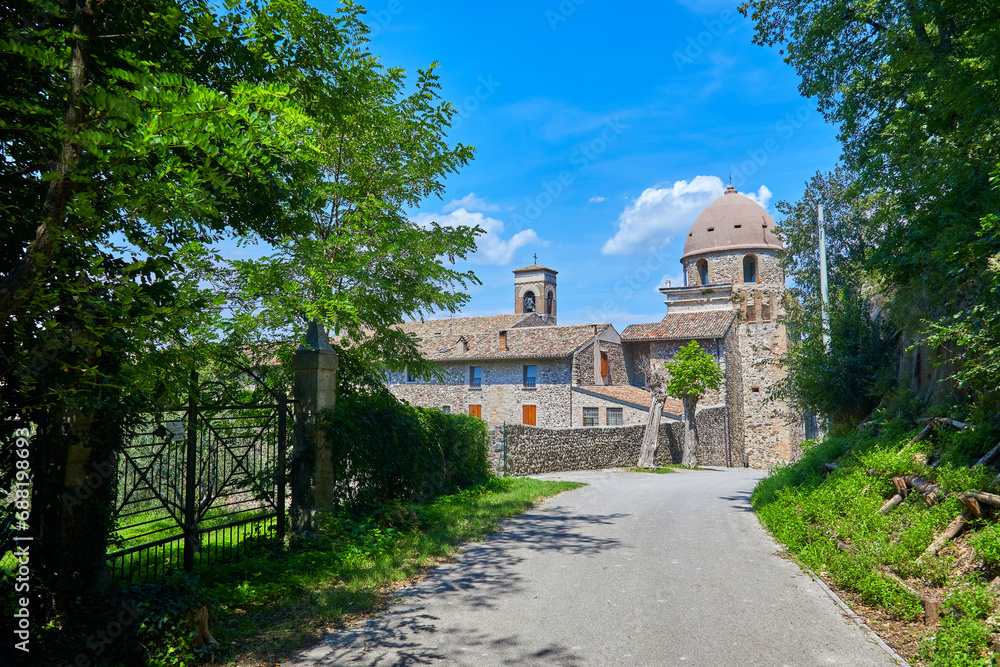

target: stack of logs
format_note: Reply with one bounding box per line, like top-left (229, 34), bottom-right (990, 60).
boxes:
top-left (840, 418), bottom-right (1000, 626)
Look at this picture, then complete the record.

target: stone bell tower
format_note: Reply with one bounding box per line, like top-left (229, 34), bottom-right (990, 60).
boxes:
top-left (513, 259), bottom-right (557, 324)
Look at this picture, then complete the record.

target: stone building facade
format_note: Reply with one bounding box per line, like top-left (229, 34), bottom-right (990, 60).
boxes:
top-left (388, 186), bottom-right (810, 469)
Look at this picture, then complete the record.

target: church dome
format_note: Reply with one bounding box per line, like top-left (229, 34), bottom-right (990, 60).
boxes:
top-left (682, 185), bottom-right (782, 260)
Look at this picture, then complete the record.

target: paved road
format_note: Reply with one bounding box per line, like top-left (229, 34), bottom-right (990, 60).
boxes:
top-left (285, 468), bottom-right (899, 666)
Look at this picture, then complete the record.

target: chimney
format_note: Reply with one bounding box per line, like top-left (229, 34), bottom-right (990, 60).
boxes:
top-left (499, 330), bottom-right (508, 352)
top-left (457, 336), bottom-right (468, 353)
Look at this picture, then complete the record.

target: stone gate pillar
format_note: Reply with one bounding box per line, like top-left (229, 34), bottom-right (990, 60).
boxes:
top-left (291, 320), bottom-right (338, 531)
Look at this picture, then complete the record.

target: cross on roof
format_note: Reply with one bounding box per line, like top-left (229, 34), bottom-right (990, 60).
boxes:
top-left (533, 253), bottom-right (537, 263)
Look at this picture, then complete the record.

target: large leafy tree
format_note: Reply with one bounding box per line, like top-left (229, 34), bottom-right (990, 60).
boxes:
top-left (740, 0), bottom-right (1000, 415)
top-left (217, 7), bottom-right (480, 378)
top-left (1, 0), bottom-right (323, 616)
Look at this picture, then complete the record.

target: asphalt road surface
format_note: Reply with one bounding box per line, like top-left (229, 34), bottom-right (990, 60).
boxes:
top-left (284, 468), bottom-right (900, 666)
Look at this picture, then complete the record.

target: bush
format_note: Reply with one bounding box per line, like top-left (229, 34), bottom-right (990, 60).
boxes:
top-left (320, 389), bottom-right (489, 512)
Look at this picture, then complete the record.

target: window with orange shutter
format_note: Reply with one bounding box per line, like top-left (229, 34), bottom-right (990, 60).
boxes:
top-left (601, 352), bottom-right (608, 378)
top-left (469, 404), bottom-right (482, 418)
top-left (522, 405), bottom-right (536, 425)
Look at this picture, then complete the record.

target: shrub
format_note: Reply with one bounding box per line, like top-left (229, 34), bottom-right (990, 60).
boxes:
top-left (320, 389), bottom-right (489, 512)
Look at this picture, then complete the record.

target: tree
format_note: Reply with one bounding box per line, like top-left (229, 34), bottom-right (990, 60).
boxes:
top-left (636, 358), bottom-right (667, 469)
top-left (0, 0), bottom-right (330, 617)
top-left (664, 341), bottom-right (722, 469)
top-left (739, 0), bottom-right (1000, 415)
top-left (216, 7), bottom-right (480, 381)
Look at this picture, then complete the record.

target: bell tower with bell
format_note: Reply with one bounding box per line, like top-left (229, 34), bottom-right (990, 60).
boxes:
top-left (513, 255), bottom-right (557, 324)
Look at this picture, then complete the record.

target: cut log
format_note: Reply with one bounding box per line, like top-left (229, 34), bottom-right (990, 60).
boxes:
top-left (919, 511), bottom-right (970, 560)
top-left (976, 442), bottom-right (1000, 468)
top-left (878, 494), bottom-right (905, 514)
top-left (910, 477), bottom-right (942, 505)
top-left (882, 570), bottom-right (942, 626)
top-left (959, 496), bottom-right (982, 519)
top-left (909, 424), bottom-right (933, 445)
top-left (962, 490), bottom-right (1000, 509)
top-left (919, 417), bottom-right (968, 430)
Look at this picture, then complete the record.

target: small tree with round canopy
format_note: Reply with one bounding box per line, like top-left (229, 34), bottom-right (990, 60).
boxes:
top-left (665, 340), bottom-right (723, 468)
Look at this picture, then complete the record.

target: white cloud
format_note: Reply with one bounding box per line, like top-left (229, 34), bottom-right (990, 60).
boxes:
top-left (601, 176), bottom-right (774, 256)
top-left (589, 196), bottom-right (606, 203)
top-left (442, 192), bottom-right (500, 213)
top-left (601, 175), bottom-right (724, 255)
top-left (744, 184), bottom-right (772, 210)
top-left (412, 208), bottom-right (538, 266)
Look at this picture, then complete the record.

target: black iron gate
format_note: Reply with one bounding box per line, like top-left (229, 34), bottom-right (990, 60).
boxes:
top-left (107, 375), bottom-right (290, 581)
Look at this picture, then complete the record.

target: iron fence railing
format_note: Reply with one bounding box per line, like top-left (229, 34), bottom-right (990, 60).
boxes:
top-left (107, 375), bottom-right (291, 582)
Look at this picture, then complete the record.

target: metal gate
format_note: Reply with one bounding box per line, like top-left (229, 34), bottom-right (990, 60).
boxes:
top-left (107, 376), bottom-right (290, 581)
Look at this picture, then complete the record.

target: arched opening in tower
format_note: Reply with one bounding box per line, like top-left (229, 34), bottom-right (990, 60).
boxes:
top-left (743, 255), bottom-right (757, 283)
top-left (523, 291), bottom-right (536, 312)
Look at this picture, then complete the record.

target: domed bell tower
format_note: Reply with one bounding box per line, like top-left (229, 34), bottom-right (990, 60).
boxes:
top-left (513, 260), bottom-right (557, 324)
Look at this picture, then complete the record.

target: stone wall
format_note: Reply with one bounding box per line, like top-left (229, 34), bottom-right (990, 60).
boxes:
top-left (600, 340), bottom-right (629, 386)
top-left (738, 320), bottom-right (802, 468)
top-left (390, 359), bottom-right (572, 427)
top-left (570, 388), bottom-right (662, 427)
top-left (488, 405), bottom-right (732, 475)
top-left (683, 249), bottom-right (783, 290)
top-left (723, 319), bottom-right (746, 467)
top-left (648, 338), bottom-right (724, 405)
top-left (573, 341), bottom-right (595, 385)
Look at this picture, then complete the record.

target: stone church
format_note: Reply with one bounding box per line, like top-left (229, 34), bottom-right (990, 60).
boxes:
top-left (388, 185), bottom-right (812, 468)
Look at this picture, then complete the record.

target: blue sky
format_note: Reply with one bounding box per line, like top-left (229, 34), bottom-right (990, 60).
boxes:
top-left (313, 0), bottom-right (842, 332)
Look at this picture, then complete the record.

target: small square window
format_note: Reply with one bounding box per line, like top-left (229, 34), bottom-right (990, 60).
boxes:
top-left (442, 405), bottom-right (451, 414)
top-left (523, 365), bottom-right (537, 388)
top-left (751, 386), bottom-right (760, 393)
top-left (583, 407), bottom-right (599, 427)
top-left (607, 408), bottom-right (623, 426)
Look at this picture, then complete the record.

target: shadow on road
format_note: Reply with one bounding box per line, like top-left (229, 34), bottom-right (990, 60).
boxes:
top-left (288, 508), bottom-right (622, 666)
top-left (720, 490), bottom-right (755, 512)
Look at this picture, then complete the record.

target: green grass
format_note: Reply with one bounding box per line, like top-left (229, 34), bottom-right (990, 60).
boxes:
top-left (190, 476), bottom-right (583, 665)
top-left (627, 464), bottom-right (706, 473)
top-left (753, 427), bottom-right (1000, 666)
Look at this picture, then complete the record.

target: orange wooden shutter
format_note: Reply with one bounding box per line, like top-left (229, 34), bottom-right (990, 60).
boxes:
top-left (469, 404), bottom-right (482, 418)
top-left (522, 405), bottom-right (536, 425)
top-left (601, 352), bottom-right (608, 377)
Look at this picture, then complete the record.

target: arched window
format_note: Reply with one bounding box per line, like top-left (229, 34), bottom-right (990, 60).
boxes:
top-left (743, 255), bottom-right (757, 283)
top-left (545, 291), bottom-right (554, 315)
top-left (523, 290), bottom-right (535, 312)
top-left (697, 259), bottom-right (709, 285)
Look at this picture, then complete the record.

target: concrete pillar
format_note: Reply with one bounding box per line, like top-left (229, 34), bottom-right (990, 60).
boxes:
top-left (291, 320), bottom-right (338, 530)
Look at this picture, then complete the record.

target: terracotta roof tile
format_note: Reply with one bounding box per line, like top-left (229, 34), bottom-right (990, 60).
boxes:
top-left (621, 311), bottom-right (735, 342)
top-left (512, 263), bottom-right (558, 274)
top-left (400, 318), bottom-right (611, 361)
top-left (574, 385), bottom-right (682, 417)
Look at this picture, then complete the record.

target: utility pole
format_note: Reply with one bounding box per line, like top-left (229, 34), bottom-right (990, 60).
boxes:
top-left (818, 204), bottom-right (831, 351)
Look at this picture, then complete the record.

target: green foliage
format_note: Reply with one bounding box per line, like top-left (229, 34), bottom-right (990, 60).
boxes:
top-left (918, 582), bottom-right (997, 667)
top-left (664, 340), bottom-right (723, 400)
top-left (321, 390), bottom-right (490, 512)
top-left (753, 420), bottom-right (1000, 657)
top-left (776, 289), bottom-right (900, 426)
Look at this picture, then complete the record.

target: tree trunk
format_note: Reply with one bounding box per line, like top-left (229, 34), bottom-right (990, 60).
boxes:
top-left (0, 0), bottom-right (94, 322)
top-left (681, 395), bottom-right (699, 468)
top-left (637, 392), bottom-right (665, 468)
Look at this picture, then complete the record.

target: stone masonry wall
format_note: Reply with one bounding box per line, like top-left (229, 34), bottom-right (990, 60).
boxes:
top-left (723, 321), bottom-right (746, 467)
top-left (487, 405), bottom-right (732, 475)
top-left (649, 339), bottom-right (724, 405)
top-left (599, 341), bottom-right (629, 385)
top-left (574, 341), bottom-right (595, 385)
top-left (570, 390), bottom-right (662, 427)
top-left (390, 359), bottom-right (572, 427)
top-left (738, 321), bottom-right (802, 468)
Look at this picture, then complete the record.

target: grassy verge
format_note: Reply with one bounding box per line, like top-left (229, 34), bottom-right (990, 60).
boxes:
top-left (627, 464), bottom-right (706, 473)
top-left (754, 424), bottom-right (1000, 666)
top-left (194, 476), bottom-right (583, 665)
